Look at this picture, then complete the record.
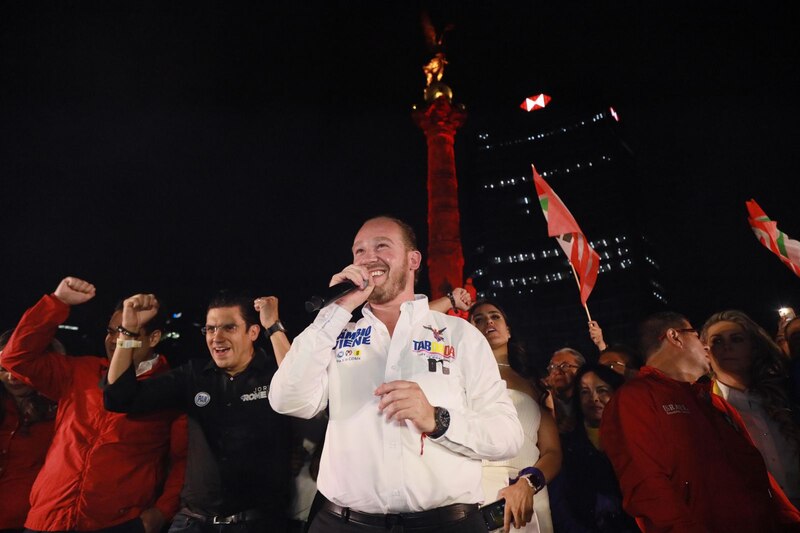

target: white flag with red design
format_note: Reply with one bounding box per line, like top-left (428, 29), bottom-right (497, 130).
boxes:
top-left (532, 165), bottom-right (600, 304)
top-left (746, 199), bottom-right (800, 277)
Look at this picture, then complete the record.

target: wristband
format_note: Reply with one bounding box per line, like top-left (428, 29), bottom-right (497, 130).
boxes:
top-left (265, 320), bottom-right (286, 337)
top-left (447, 292), bottom-right (457, 311)
top-left (116, 325), bottom-right (140, 337)
top-left (516, 466), bottom-right (546, 493)
top-left (117, 339), bottom-right (142, 349)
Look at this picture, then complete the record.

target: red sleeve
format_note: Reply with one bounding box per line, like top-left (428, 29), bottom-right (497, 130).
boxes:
top-left (600, 384), bottom-right (706, 533)
top-left (1, 294), bottom-right (75, 401)
top-left (153, 413), bottom-right (188, 520)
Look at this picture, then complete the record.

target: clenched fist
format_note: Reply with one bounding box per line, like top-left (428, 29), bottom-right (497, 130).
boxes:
top-left (53, 277), bottom-right (96, 306)
top-left (122, 294), bottom-right (159, 333)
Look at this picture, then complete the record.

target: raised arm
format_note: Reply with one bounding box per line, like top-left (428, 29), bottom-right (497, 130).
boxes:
top-left (1, 277), bottom-right (96, 399)
top-left (254, 296), bottom-right (291, 366)
top-left (428, 287), bottom-right (472, 314)
top-left (269, 264), bottom-right (373, 418)
top-left (107, 293), bottom-right (159, 384)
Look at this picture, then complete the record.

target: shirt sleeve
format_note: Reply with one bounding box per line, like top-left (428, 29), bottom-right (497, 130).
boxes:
top-left (600, 385), bottom-right (706, 533)
top-left (269, 304), bottom-right (351, 419)
top-left (103, 361), bottom-right (188, 414)
top-left (430, 325), bottom-right (524, 461)
top-left (152, 413), bottom-right (189, 520)
top-left (0, 294), bottom-right (75, 401)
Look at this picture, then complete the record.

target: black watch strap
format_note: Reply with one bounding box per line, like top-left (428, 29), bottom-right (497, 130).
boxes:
top-left (265, 321), bottom-right (286, 337)
top-left (428, 406), bottom-right (450, 439)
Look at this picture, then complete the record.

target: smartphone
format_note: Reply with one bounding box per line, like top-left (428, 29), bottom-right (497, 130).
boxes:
top-left (479, 498), bottom-right (506, 531)
top-left (779, 307), bottom-right (796, 321)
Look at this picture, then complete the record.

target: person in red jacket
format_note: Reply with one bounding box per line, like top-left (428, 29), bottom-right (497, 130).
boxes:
top-left (0, 333), bottom-right (60, 533)
top-left (601, 311), bottom-right (800, 533)
top-left (1, 277), bottom-right (188, 533)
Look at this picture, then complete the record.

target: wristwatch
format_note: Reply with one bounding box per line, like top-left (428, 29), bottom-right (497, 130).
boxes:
top-left (428, 406), bottom-right (450, 438)
top-left (265, 320), bottom-right (286, 337)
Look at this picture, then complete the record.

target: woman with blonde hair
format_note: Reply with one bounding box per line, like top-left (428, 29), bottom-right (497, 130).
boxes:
top-left (701, 310), bottom-right (800, 508)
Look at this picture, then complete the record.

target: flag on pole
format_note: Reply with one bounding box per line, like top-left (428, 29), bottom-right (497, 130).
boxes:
top-left (532, 165), bottom-right (600, 304)
top-left (746, 199), bottom-right (800, 277)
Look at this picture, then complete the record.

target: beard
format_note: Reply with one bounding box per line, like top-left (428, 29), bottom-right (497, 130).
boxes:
top-left (368, 257), bottom-right (410, 305)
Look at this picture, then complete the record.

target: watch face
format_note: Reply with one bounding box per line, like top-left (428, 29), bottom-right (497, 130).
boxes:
top-left (437, 407), bottom-right (450, 427)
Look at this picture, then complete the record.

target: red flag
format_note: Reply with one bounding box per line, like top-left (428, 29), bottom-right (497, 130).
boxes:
top-left (533, 165), bottom-right (600, 304)
top-left (746, 199), bottom-right (800, 277)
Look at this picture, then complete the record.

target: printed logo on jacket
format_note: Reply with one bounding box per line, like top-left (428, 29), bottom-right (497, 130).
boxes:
top-left (335, 326), bottom-right (372, 362)
top-left (414, 324), bottom-right (457, 374)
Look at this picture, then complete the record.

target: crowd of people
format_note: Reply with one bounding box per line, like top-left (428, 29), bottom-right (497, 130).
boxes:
top-left (2, 215), bottom-right (800, 533)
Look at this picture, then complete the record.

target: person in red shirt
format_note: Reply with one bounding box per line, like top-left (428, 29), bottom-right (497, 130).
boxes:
top-left (601, 311), bottom-right (800, 532)
top-left (0, 334), bottom-right (60, 533)
top-left (1, 277), bottom-right (187, 533)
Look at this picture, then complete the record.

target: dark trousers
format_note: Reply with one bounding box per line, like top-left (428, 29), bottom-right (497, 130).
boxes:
top-left (168, 511), bottom-right (285, 533)
top-left (307, 502), bottom-right (485, 533)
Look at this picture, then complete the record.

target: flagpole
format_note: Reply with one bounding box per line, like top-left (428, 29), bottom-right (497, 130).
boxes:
top-left (568, 262), bottom-right (593, 322)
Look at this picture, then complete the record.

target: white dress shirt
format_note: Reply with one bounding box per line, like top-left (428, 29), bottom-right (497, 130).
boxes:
top-left (716, 380), bottom-right (800, 505)
top-left (269, 295), bottom-right (523, 513)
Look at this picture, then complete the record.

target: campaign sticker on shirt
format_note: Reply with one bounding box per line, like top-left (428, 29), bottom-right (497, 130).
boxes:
top-left (194, 392), bottom-right (211, 407)
top-left (335, 348), bottom-right (364, 363)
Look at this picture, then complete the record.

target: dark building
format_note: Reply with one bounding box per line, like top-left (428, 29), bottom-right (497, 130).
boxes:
top-left (460, 101), bottom-right (665, 366)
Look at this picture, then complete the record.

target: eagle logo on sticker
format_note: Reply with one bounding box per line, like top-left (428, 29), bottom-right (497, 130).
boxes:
top-left (194, 392), bottom-right (211, 407)
top-left (423, 325), bottom-right (447, 342)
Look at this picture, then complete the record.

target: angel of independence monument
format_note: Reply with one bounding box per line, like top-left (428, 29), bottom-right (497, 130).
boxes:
top-left (412, 47), bottom-right (467, 299)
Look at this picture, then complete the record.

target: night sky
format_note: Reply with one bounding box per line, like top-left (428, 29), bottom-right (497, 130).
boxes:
top-left (2, 2), bottom-right (798, 358)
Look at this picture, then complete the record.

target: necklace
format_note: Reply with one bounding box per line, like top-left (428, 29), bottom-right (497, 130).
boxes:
top-left (497, 363), bottom-right (511, 367)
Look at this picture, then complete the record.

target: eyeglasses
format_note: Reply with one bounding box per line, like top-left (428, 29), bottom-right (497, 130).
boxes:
top-left (105, 327), bottom-right (142, 337)
top-left (659, 327), bottom-right (699, 341)
top-left (547, 362), bottom-right (580, 373)
top-left (201, 324), bottom-right (240, 335)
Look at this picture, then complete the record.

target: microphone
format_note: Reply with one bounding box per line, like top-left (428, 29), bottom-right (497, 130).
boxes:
top-left (305, 280), bottom-right (363, 313)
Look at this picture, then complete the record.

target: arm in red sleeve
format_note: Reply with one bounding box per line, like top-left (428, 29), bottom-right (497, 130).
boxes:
top-left (1, 294), bottom-right (75, 400)
top-left (600, 385), bottom-right (706, 533)
top-left (152, 413), bottom-right (188, 520)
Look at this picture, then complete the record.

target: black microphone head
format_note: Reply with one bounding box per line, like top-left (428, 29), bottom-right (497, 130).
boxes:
top-left (305, 280), bottom-right (360, 314)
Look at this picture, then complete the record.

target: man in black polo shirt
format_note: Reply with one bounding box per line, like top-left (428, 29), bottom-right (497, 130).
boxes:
top-left (104, 291), bottom-right (292, 533)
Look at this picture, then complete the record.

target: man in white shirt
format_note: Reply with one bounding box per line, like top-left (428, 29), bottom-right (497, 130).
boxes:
top-left (269, 216), bottom-right (523, 532)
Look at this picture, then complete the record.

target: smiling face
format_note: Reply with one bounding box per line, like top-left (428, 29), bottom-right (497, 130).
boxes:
top-left (469, 303), bottom-right (511, 350)
top-left (352, 217), bottom-right (420, 306)
top-left (705, 320), bottom-right (753, 379)
top-left (579, 371), bottom-right (614, 428)
top-left (205, 306), bottom-right (259, 375)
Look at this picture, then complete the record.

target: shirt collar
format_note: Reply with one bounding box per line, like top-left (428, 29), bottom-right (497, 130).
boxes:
top-left (715, 379), bottom-right (753, 402)
top-left (135, 353), bottom-right (161, 377)
top-left (362, 294), bottom-right (429, 324)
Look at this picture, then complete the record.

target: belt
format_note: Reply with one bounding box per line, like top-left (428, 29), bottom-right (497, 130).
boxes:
top-left (321, 499), bottom-right (479, 528)
top-left (180, 507), bottom-right (266, 525)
